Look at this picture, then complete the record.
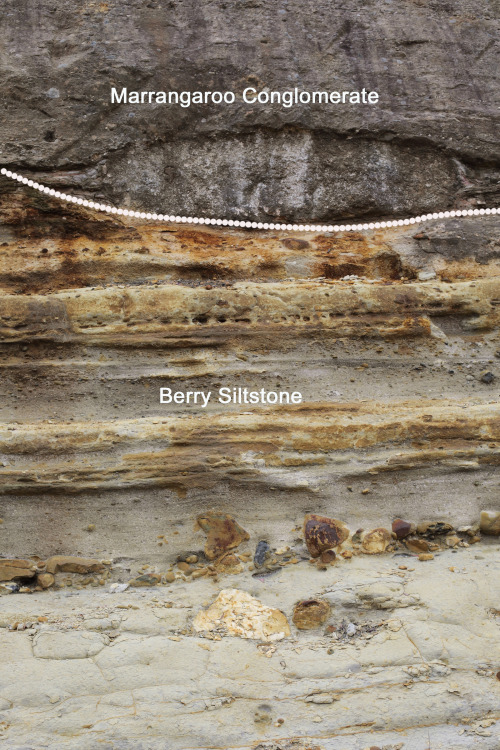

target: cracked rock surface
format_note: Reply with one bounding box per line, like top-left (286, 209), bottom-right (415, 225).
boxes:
top-left (0, 545), bottom-right (498, 749)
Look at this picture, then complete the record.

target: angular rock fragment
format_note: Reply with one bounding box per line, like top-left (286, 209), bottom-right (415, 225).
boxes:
top-left (45, 556), bottom-right (105, 575)
top-left (416, 521), bottom-right (453, 537)
top-left (479, 510), bottom-right (500, 536)
top-left (405, 538), bottom-right (430, 553)
top-left (303, 514), bottom-right (349, 558)
top-left (362, 528), bottom-right (392, 554)
top-left (0, 559), bottom-right (37, 582)
top-left (392, 518), bottom-right (414, 539)
top-left (254, 540), bottom-right (271, 567)
top-left (193, 588), bottom-right (290, 641)
top-left (196, 513), bottom-right (249, 560)
top-left (292, 599), bottom-right (330, 630)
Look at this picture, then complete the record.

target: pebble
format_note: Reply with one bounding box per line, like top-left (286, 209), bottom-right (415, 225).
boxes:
top-left (405, 538), bottom-right (430, 553)
top-left (292, 599), bottom-right (330, 630)
top-left (129, 573), bottom-right (161, 587)
top-left (480, 370), bottom-right (495, 384)
top-left (254, 540), bottom-right (271, 567)
top-left (362, 528), bottom-right (392, 554)
top-left (416, 521), bottom-right (453, 537)
top-left (392, 518), bottom-right (414, 539)
top-left (109, 583), bottom-right (129, 593)
top-left (479, 510), bottom-right (500, 536)
top-left (418, 553), bottom-right (434, 561)
top-left (303, 514), bottom-right (349, 558)
top-left (196, 512), bottom-right (249, 560)
top-left (37, 572), bottom-right (55, 589)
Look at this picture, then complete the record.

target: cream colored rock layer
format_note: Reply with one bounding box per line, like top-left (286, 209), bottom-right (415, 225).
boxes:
top-left (0, 545), bottom-right (498, 749)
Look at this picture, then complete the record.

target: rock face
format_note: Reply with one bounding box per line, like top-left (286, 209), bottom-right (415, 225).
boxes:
top-left (0, 548), bottom-right (499, 748)
top-left (0, 1), bottom-right (499, 220)
top-left (0, 3), bottom-right (499, 747)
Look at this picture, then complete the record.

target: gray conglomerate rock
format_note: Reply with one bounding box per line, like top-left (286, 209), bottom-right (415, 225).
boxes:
top-left (0, 0), bottom-right (499, 219)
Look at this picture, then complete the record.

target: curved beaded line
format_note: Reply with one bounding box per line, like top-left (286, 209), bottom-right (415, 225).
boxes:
top-left (1, 167), bottom-right (498, 232)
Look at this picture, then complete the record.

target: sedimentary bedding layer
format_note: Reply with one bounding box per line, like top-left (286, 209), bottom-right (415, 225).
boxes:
top-left (1, 210), bottom-right (500, 558)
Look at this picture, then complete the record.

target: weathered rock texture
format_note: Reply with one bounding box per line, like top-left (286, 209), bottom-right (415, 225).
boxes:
top-left (0, 2), bottom-right (499, 748)
top-left (1, 0), bottom-right (499, 220)
top-left (0, 547), bottom-right (499, 748)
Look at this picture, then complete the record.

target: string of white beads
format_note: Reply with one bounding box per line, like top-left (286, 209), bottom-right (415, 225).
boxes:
top-left (1, 167), bottom-right (498, 231)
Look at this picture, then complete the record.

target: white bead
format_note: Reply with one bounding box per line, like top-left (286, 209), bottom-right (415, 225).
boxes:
top-left (216, 219), bottom-right (222, 225)
top-left (257, 222), bottom-right (264, 229)
top-left (233, 220), bottom-right (239, 226)
top-left (0, 168), bottom-right (6, 175)
top-left (228, 220), bottom-right (234, 226)
top-left (298, 225), bottom-right (305, 231)
top-left (222, 219), bottom-right (228, 225)
top-left (187, 217), bottom-right (193, 223)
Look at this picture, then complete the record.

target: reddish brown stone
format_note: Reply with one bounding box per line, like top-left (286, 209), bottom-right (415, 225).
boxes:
top-left (293, 599), bottom-right (330, 630)
top-left (196, 512), bottom-right (250, 560)
top-left (392, 518), bottom-right (414, 539)
top-left (320, 549), bottom-right (337, 564)
top-left (303, 514), bottom-right (349, 558)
